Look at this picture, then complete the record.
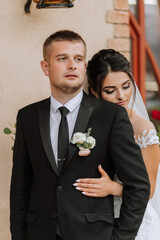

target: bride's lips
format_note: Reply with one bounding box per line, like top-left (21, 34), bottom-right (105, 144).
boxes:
top-left (117, 101), bottom-right (127, 106)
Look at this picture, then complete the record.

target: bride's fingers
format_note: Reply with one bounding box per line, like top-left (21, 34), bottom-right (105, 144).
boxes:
top-left (75, 186), bottom-right (98, 193)
top-left (76, 178), bottom-right (101, 184)
top-left (82, 192), bottom-right (99, 197)
top-left (74, 180), bottom-right (110, 198)
top-left (73, 182), bottom-right (99, 189)
top-left (80, 189), bottom-right (105, 197)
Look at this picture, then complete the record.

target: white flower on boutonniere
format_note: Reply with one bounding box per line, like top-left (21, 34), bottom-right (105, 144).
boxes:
top-left (70, 128), bottom-right (96, 156)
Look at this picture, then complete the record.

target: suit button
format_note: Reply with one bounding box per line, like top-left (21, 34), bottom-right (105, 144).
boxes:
top-left (57, 186), bottom-right (62, 192)
top-left (52, 213), bottom-right (58, 218)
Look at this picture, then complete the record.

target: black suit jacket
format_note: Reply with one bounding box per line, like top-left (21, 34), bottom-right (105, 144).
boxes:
top-left (10, 92), bottom-right (150, 240)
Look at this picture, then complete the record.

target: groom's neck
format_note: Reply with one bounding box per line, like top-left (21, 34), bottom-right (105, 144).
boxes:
top-left (51, 88), bottom-right (83, 105)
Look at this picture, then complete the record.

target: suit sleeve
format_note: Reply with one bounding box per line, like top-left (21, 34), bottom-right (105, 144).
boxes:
top-left (110, 107), bottom-right (150, 240)
top-left (10, 110), bottom-right (32, 240)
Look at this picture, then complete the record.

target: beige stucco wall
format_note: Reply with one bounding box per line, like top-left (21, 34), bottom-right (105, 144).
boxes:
top-left (0, 0), bottom-right (114, 239)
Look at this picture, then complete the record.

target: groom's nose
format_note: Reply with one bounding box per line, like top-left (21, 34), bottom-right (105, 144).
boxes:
top-left (67, 59), bottom-right (76, 71)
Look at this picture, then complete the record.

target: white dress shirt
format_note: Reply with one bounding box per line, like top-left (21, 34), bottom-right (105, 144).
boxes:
top-left (50, 90), bottom-right (83, 165)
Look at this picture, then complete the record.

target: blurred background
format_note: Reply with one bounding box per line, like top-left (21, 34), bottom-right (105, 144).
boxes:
top-left (129, 0), bottom-right (160, 127)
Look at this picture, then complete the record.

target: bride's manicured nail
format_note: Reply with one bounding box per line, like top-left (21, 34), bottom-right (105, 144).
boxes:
top-left (73, 183), bottom-right (78, 186)
top-left (76, 179), bottom-right (80, 182)
top-left (82, 192), bottom-right (86, 195)
top-left (99, 164), bottom-right (102, 168)
top-left (76, 187), bottom-right (80, 190)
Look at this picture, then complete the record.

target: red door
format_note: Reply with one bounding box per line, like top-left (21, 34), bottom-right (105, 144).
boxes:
top-left (129, 0), bottom-right (160, 105)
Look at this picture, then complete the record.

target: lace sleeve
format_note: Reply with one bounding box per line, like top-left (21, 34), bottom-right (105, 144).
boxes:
top-left (135, 129), bottom-right (160, 149)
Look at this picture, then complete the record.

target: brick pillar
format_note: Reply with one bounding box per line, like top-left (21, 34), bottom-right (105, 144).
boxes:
top-left (107, 0), bottom-right (130, 60)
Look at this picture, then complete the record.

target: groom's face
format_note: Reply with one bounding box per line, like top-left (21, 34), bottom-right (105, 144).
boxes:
top-left (41, 40), bottom-right (87, 95)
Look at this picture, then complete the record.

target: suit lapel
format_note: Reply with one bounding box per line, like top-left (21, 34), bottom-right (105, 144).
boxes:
top-left (39, 98), bottom-right (58, 176)
top-left (62, 92), bottom-right (94, 171)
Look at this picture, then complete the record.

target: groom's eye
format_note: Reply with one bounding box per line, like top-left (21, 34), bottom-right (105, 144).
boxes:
top-left (57, 57), bottom-right (66, 61)
top-left (75, 56), bottom-right (85, 62)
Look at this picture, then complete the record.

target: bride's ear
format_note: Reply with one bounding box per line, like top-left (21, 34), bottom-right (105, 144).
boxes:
top-left (90, 88), bottom-right (99, 98)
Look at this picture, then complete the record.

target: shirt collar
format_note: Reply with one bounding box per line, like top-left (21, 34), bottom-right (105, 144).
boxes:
top-left (50, 90), bottom-right (83, 114)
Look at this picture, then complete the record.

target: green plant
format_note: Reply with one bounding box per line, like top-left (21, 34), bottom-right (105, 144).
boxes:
top-left (4, 123), bottom-right (16, 150)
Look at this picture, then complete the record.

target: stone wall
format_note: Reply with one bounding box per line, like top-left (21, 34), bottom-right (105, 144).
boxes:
top-left (107, 0), bottom-right (130, 60)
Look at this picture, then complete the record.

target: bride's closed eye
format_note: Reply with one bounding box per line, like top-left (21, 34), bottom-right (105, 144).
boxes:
top-left (103, 89), bottom-right (114, 94)
top-left (123, 83), bottom-right (131, 89)
top-left (102, 80), bottom-right (132, 95)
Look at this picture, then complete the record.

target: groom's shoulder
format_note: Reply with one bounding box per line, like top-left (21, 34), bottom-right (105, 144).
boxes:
top-left (18, 98), bottom-right (49, 114)
top-left (86, 93), bottom-right (122, 113)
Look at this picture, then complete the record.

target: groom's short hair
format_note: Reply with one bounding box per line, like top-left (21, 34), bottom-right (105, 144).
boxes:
top-left (43, 30), bottom-right (86, 61)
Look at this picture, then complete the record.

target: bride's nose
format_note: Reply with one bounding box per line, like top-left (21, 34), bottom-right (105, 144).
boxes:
top-left (116, 90), bottom-right (125, 100)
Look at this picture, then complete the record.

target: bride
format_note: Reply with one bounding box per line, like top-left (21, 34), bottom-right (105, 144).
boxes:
top-left (74, 49), bottom-right (160, 240)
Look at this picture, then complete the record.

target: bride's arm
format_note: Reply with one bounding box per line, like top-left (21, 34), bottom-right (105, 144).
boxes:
top-left (73, 165), bottom-right (123, 198)
top-left (141, 143), bottom-right (159, 198)
top-left (74, 144), bottom-right (159, 199)
top-left (134, 122), bottom-right (160, 199)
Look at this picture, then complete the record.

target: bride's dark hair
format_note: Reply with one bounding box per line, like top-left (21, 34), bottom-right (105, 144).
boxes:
top-left (86, 49), bottom-right (136, 104)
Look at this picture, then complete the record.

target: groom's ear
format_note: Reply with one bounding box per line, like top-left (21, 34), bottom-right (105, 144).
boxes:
top-left (41, 60), bottom-right (49, 76)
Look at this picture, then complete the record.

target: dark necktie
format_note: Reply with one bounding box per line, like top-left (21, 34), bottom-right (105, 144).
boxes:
top-left (58, 106), bottom-right (69, 173)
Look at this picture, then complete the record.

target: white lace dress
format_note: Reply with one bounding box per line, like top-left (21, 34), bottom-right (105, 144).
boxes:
top-left (114, 129), bottom-right (160, 240)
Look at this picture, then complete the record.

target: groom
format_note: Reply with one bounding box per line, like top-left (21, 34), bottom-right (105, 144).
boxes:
top-left (10, 30), bottom-right (150, 240)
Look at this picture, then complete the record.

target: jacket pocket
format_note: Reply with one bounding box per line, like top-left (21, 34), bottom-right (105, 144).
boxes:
top-left (85, 213), bottom-right (114, 225)
top-left (26, 212), bottom-right (39, 223)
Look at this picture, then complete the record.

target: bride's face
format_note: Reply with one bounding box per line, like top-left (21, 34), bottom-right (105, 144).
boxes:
top-left (101, 71), bottom-right (132, 108)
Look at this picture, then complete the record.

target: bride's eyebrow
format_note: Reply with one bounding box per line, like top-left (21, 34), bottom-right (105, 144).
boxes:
top-left (122, 79), bottom-right (131, 85)
top-left (102, 79), bottom-right (131, 90)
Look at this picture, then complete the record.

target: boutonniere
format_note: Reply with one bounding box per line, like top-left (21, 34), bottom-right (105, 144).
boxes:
top-left (70, 128), bottom-right (96, 156)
